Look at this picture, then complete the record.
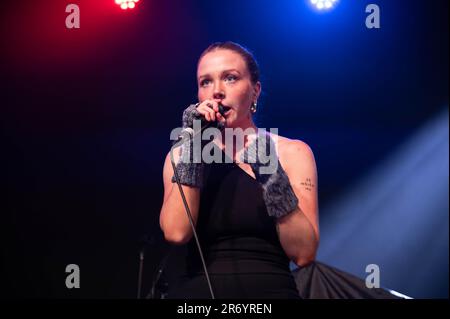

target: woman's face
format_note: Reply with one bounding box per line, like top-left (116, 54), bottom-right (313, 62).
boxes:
top-left (197, 49), bottom-right (261, 128)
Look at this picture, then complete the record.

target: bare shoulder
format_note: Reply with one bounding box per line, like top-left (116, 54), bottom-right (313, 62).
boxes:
top-left (269, 133), bottom-right (316, 165)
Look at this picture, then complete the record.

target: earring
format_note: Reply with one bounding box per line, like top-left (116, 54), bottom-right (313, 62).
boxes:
top-left (250, 101), bottom-right (257, 113)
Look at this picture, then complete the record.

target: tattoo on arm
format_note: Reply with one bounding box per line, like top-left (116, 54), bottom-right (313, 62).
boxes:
top-left (300, 178), bottom-right (315, 191)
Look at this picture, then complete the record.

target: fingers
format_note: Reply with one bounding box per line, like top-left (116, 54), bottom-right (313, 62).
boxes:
top-left (196, 100), bottom-right (220, 122)
top-left (216, 111), bottom-right (226, 123)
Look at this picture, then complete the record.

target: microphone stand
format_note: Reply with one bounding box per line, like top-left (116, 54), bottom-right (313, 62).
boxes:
top-left (146, 104), bottom-right (225, 299)
top-left (137, 235), bottom-right (153, 299)
top-left (167, 107), bottom-right (227, 299)
top-left (137, 233), bottom-right (173, 299)
top-left (169, 134), bottom-right (216, 299)
top-left (137, 249), bottom-right (144, 299)
top-left (147, 248), bottom-right (172, 299)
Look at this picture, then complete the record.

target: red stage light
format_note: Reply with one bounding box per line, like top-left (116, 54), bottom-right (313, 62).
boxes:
top-left (115, 0), bottom-right (139, 10)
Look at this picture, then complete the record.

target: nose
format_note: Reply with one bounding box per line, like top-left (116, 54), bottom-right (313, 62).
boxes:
top-left (213, 91), bottom-right (225, 100)
top-left (213, 82), bottom-right (225, 101)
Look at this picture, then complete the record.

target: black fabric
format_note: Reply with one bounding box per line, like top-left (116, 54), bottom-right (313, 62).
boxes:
top-left (168, 146), bottom-right (300, 299)
top-left (293, 261), bottom-right (401, 299)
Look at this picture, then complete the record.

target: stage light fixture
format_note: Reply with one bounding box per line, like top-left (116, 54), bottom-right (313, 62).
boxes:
top-left (310, 0), bottom-right (338, 11)
top-left (115, 0), bottom-right (139, 10)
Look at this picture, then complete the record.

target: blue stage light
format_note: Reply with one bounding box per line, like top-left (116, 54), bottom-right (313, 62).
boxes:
top-left (310, 0), bottom-right (338, 11)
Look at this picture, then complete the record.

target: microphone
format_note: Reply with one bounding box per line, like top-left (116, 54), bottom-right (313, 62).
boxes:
top-left (174, 104), bottom-right (226, 144)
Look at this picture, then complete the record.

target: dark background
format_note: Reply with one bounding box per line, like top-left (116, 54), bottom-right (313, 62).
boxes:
top-left (1, 0), bottom-right (448, 298)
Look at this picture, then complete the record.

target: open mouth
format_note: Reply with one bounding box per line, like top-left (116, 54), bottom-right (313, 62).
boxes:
top-left (221, 105), bottom-right (232, 116)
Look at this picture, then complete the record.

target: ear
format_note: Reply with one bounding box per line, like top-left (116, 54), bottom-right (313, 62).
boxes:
top-left (253, 81), bottom-right (261, 101)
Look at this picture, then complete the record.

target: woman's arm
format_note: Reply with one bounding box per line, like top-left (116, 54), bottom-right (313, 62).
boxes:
top-left (159, 151), bottom-right (201, 245)
top-left (159, 101), bottom-right (224, 245)
top-left (276, 140), bottom-right (320, 266)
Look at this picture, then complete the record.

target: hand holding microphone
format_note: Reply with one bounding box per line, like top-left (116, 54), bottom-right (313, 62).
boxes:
top-left (172, 101), bottom-right (226, 188)
top-left (181, 100), bottom-right (226, 134)
top-left (195, 100), bottom-right (227, 125)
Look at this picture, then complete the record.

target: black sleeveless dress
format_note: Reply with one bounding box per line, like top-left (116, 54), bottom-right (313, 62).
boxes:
top-left (168, 147), bottom-right (301, 299)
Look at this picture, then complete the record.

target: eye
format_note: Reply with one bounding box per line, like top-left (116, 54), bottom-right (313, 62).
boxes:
top-left (200, 79), bottom-right (211, 87)
top-left (224, 74), bottom-right (238, 83)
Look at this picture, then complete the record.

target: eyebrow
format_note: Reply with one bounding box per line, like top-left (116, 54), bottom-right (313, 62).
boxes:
top-left (198, 69), bottom-right (241, 80)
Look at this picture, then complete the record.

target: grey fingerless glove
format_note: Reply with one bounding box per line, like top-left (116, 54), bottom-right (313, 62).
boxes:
top-left (171, 104), bottom-right (204, 188)
top-left (241, 130), bottom-right (299, 218)
top-left (181, 103), bottom-right (202, 128)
